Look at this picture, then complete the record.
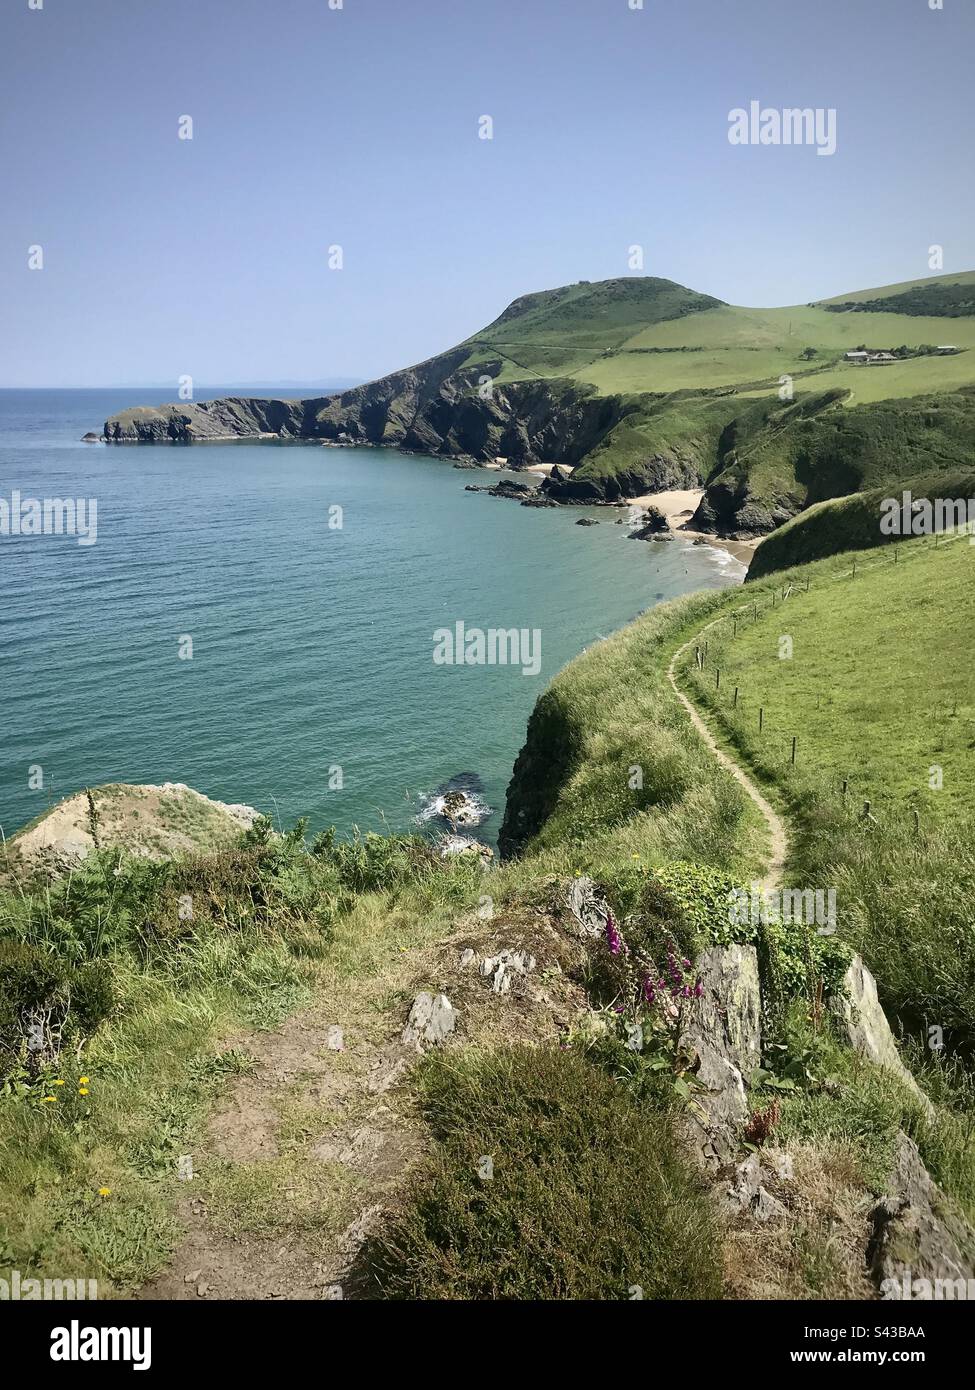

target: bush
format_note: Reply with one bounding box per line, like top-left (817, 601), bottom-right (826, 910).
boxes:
top-left (355, 1046), bottom-right (723, 1300)
top-left (0, 942), bottom-right (114, 1080)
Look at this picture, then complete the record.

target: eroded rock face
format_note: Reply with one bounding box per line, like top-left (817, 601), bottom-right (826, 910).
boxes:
top-left (680, 944), bottom-right (762, 1168)
top-left (871, 1133), bottom-right (975, 1294)
top-left (831, 955), bottom-right (932, 1115)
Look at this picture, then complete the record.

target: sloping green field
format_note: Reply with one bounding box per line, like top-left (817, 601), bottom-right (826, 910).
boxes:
top-left (691, 532), bottom-right (975, 827)
top-left (454, 273), bottom-right (975, 401)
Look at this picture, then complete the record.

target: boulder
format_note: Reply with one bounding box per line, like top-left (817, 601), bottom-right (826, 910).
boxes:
top-left (402, 992), bottom-right (456, 1048)
top-left (871, 1132), bottom-right (975, 1294)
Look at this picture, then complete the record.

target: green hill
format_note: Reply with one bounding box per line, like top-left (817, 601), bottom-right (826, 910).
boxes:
top-left (103, 270), bottom-right (975, 535)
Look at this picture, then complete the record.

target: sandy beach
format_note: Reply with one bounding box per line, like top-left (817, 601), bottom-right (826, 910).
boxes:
top-left (628, 488), bottom-right (759, 567)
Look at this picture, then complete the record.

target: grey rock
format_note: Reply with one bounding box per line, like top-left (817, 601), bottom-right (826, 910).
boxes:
top-left (870, 1132), bottom-right (975, 1292)
top-left (564, 875), bottom-right (611, 939)
top-left (459, 948), bottom-right (476, 968)
top-left (831, 955), bottom-right (933, 1116)
top-left (753, 1187), bottom-right (789, 1223)
top-left (402, 992), bottom-right (456, 1047)
top-left (680, 944), bottom-right (762, 1169)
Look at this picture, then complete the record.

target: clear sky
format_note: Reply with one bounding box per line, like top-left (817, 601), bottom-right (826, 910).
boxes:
top-left (1, 0), bottom-right (973, 387)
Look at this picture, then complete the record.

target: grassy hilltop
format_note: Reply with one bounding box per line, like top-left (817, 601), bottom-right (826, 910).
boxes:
top-left (103, 271), bottom-right (975, 540)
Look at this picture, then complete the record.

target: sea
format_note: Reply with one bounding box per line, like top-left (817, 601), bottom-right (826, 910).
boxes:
top-left (0, 387), bottom-right (744, 846)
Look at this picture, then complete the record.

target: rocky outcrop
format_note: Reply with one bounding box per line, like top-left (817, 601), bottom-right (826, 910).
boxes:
top-left (831, 955), bottom-right (932, 1116)
top-left (102, 363), bottom-right (643, 475)
top-left (872, 1133), bottom-right (975, 1294)
top-left (628, 505), bottom-right (669, 539)
top-left (102, 357), bottom-right (705, 504)
top-left (680, 944), bottom-right (763, 1168)
top-left (1, 782), bottom-right (261, 883)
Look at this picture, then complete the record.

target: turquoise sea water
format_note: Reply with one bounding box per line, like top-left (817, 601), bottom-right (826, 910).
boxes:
top-left (0, 388), bottom-right (744, 845)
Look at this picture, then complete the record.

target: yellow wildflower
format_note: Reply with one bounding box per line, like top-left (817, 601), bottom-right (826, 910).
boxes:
top-left (79, 1087), bottom-right (90, 1096)
top-left (41, 1096), bottom-right (57, 1104)
top-left (97, 1187), bottom-right (111, 1197)
top-left (79, 1076), bottom-right (90, 1085)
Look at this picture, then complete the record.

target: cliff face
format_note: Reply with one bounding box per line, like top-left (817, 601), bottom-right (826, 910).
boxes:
top-left (103, 357), bottom-right (709, 499)
top-left (100, 270), bottom-right (975, 537)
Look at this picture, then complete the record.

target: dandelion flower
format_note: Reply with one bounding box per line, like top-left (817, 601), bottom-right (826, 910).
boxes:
top-left (97, 1187), bottom-right (111, 1197)
top-left (41, 1096), bottom-right (57, 1104)
top-left (79, 1076), bottom-right (90, 1085)
top-left (79, 1087), bottom-right (89, 1096)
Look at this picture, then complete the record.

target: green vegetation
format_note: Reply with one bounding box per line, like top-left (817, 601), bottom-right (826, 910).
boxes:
top-left (5, 457), bottom-right (975, 1298)
top-left (816, 272), bottom-right (975, 319)
top-left (0, 820), bottom-right (483, 1290)
top-left (355, 1045), bottom-right (722, 1301)
top-left (499, 587), bottom-right (768, 874)
top-left (676, 531), bottom-right (975, 1049)
top-left (748, 466), bottom-right (975, 576)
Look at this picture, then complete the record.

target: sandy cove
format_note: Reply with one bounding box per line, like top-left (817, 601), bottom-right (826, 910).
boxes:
top-left (629, 488), bottom-right (759, 567)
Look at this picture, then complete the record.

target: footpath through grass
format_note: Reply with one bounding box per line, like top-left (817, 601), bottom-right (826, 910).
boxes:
top-left (676, 530), bottom-right (975, 1052)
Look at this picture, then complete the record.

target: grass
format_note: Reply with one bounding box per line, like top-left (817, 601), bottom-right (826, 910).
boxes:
top-left (499, 587), bottom-right (769, 878)
top-left (749, 467), bottom-right (975, 576)
top-left (690, 534), bottom-right (975, 827)
top-left (0, 819), bottom-right (484, 1292)
top-left (353, 1045), bottom-right (723, 1300)
top-left (674, 531), bottom-right (975, 1051)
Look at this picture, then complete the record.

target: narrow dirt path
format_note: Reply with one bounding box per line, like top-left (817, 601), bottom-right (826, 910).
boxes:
top-left (136, 898), bottom-right (588, 1301)
top-left (668, 617), bottom-right (788, 890)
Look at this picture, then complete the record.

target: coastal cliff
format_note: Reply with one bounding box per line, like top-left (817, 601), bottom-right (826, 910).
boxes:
top-left (102, 271), bottom-right (975, 539)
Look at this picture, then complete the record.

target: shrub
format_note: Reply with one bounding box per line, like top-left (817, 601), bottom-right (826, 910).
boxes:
top-left (0, 942), bottom-right (114, 1080)
top-left (355, 1046), bottom-right (723, 1300)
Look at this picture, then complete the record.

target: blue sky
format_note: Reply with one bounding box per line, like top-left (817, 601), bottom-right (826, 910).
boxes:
top-left (1, 0), bottom-right (973, 386)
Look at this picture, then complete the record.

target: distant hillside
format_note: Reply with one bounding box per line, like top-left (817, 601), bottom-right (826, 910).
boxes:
top-left (102, 271), bottom-right (975, 538)
top-left (815, 271), bottom-right (975, 318)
